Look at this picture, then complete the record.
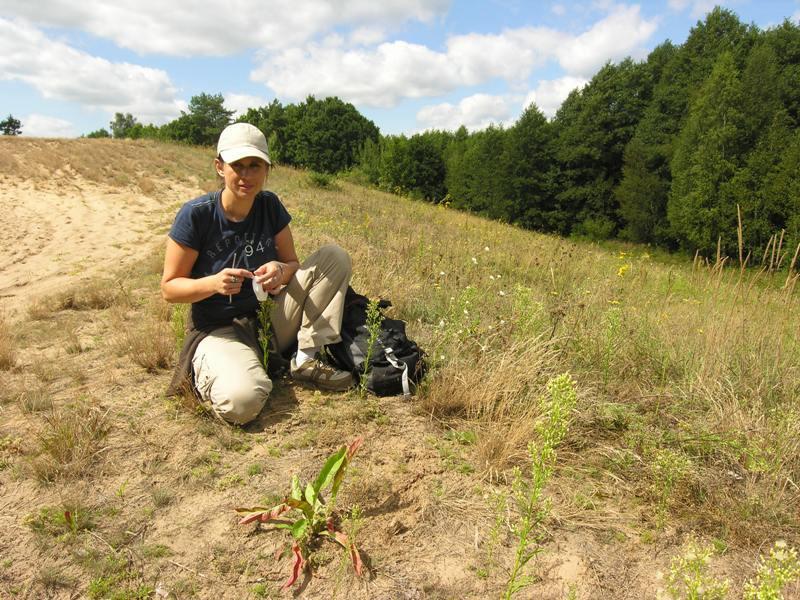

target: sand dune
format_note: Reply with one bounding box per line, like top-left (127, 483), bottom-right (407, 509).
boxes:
top-left (0, 141), bottom-right (207, 318)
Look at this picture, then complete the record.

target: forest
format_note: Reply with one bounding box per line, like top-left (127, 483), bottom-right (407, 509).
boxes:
top-left (95, 8), bottom-right (800, 259)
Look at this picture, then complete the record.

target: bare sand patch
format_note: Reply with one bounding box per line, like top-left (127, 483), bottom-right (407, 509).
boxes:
top-left (0, 174), bottom-right (194, 319)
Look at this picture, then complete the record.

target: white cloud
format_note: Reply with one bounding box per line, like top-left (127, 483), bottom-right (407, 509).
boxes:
top-left (556, 5), bottom-right (658, 76)
top-left (349, 26), bottom-right (387, 46)
top-left (417, 94), bottom-right (515, 131)
top-left (0, 0), bottom-right (450, 56)
top-left (551, 4), bottom-right (566, 16)
top-left (253, 6), bottom-right (656, 107)
top-left (668, 0), bottom-right (723, 19)
top-left (446, 28), bottom-right (567, 84)
top-left (224, 93), bottom-right (269, 117)
top-left (0, 18), bottom-right (183, 124)
top-left (523, 76), bottom-right (588, 118)
top-left (793, 11), bottom-right (800, 23)
top-left (21, 114), bottom-right (77, 138)
top-left (253, 41), bottom-right (462, 107)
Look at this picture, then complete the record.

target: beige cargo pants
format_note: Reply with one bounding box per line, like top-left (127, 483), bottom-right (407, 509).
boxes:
top-left (191, 244), bottom-right (352, 424)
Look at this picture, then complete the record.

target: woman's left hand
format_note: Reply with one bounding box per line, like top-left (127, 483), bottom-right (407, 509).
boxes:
top-left (254, 261), bottom-right (284, 295)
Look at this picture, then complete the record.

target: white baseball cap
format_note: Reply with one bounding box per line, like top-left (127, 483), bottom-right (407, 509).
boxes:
top-left (217, 123), bottom-right (272, 165)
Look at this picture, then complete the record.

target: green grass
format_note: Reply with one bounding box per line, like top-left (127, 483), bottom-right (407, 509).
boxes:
top-left (284, 172), bottom-right (800, 541)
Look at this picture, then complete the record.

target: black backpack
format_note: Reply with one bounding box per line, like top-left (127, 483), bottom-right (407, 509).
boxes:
top-left (326, 287), bottom-right (426, 396)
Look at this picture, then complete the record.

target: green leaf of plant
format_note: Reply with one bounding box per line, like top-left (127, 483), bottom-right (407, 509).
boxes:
top-left (330, 459), bottom-right (350, 500)
top-left (291, 475), bottom-right (302, 501)
top-left (313, 446), bottom-right (347, 495)
top-left (291, 518), bottom-right (308, 540)
top-left (304, 482), bottom-right (317, 507)
top-left (285, 498), bottom-right (314, 520)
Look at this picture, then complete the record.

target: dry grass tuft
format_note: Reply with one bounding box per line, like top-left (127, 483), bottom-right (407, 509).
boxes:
top-left (150, 487), bottom-right (175, 508)
top-left (137, 176), bottom-right (156, 195)
top-left (64, 328), bottom-right (84, 354)
top-left (28, 278), bottom-right (130, 319)
top-left (27, 296), bottom-right (57, 320)
top-left (418, 338), bottom-right (563, 473)
top-left (19, 385), bottom-right (54, 413)
top-left (29, 402), bottom-right (110, 482)
top-left (0, 313), bottom-right (16, 370)
top-left (110, 304), bottom-right (174, 372)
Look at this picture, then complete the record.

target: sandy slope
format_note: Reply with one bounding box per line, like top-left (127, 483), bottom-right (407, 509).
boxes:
top-left (0, 172), bottom-right (192, 318)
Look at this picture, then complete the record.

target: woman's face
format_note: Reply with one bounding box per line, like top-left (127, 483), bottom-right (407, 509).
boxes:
top-left (216, 156), bottom-right (268, 201)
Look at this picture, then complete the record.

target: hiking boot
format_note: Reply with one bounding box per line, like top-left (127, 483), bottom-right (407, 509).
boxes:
top-left (290, 356), bottom-right (353, 392)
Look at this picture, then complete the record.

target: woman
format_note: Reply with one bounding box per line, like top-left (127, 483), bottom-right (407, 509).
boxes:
top-left (162, 122), bottom-right (353, 425)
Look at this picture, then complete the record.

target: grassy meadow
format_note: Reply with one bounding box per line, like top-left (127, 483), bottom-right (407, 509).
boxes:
top-left (1, 138), bottom-right (799, 598)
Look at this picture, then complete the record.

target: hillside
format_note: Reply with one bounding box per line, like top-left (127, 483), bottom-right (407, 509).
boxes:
top-left (1, 138), bottom-right (799, 599)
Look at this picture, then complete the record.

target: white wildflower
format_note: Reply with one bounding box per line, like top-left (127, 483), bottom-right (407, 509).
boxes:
top-left (471, 257), bottom-right (478, 265)
top-left (499, 291), bottom-right (506, 296)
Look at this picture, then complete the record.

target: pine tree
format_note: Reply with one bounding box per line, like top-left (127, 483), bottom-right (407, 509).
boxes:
top-left (552, 59), bottom-right (652, 238)
top-left (668, 52), bottom-right (746, 255)
top-left (0, 114), bottom-right (22, 135)
top-left (504, 103), bottom-right (555, 230)
top-left (617, 9), bottom-right (755, 247)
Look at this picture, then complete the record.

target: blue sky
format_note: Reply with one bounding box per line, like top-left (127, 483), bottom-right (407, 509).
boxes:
top-left (1, 1), bottom-right (798, 138)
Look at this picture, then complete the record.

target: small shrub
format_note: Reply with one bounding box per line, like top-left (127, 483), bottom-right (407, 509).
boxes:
top-left (359, 298), bottom-right (382, 397)
top-left (744, 540), bottom-right (800, 599)
top-left (652, 448), bottom-right (693, 528)
top-left (660, 536), bottom-right (729, 599)
top-left (504, 374), bottom-right (577, 599)
top-left (26, 502), bottom-right (96, 537)
top-left (307, 172), bottom-right (338, 189)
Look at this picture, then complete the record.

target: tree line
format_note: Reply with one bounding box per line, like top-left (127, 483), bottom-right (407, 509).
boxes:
top-left (91, 8), bottom-right (800, 259)
top-left (88, 94), bottom-right (379, 176)
top-left (356, 9), bottom-right (800, 259)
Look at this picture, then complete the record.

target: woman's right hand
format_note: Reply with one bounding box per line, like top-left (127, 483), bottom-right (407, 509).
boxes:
top-left (213, 268), bottom-right (253, 296)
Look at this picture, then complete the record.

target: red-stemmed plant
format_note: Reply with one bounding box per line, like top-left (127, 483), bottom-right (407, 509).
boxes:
top-left (236, 438), bottom-right (364, 590)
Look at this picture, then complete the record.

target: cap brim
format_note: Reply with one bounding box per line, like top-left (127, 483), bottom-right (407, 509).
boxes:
top-left (219, 146), bottom-right (272, 165)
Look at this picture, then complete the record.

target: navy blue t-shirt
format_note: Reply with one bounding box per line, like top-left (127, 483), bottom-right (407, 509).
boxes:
top-left (168, 189), bottom-right (292, 329)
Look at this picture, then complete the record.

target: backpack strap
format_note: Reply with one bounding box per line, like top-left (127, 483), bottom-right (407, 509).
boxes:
top-left (383, 347), bottom-right (410, 397)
